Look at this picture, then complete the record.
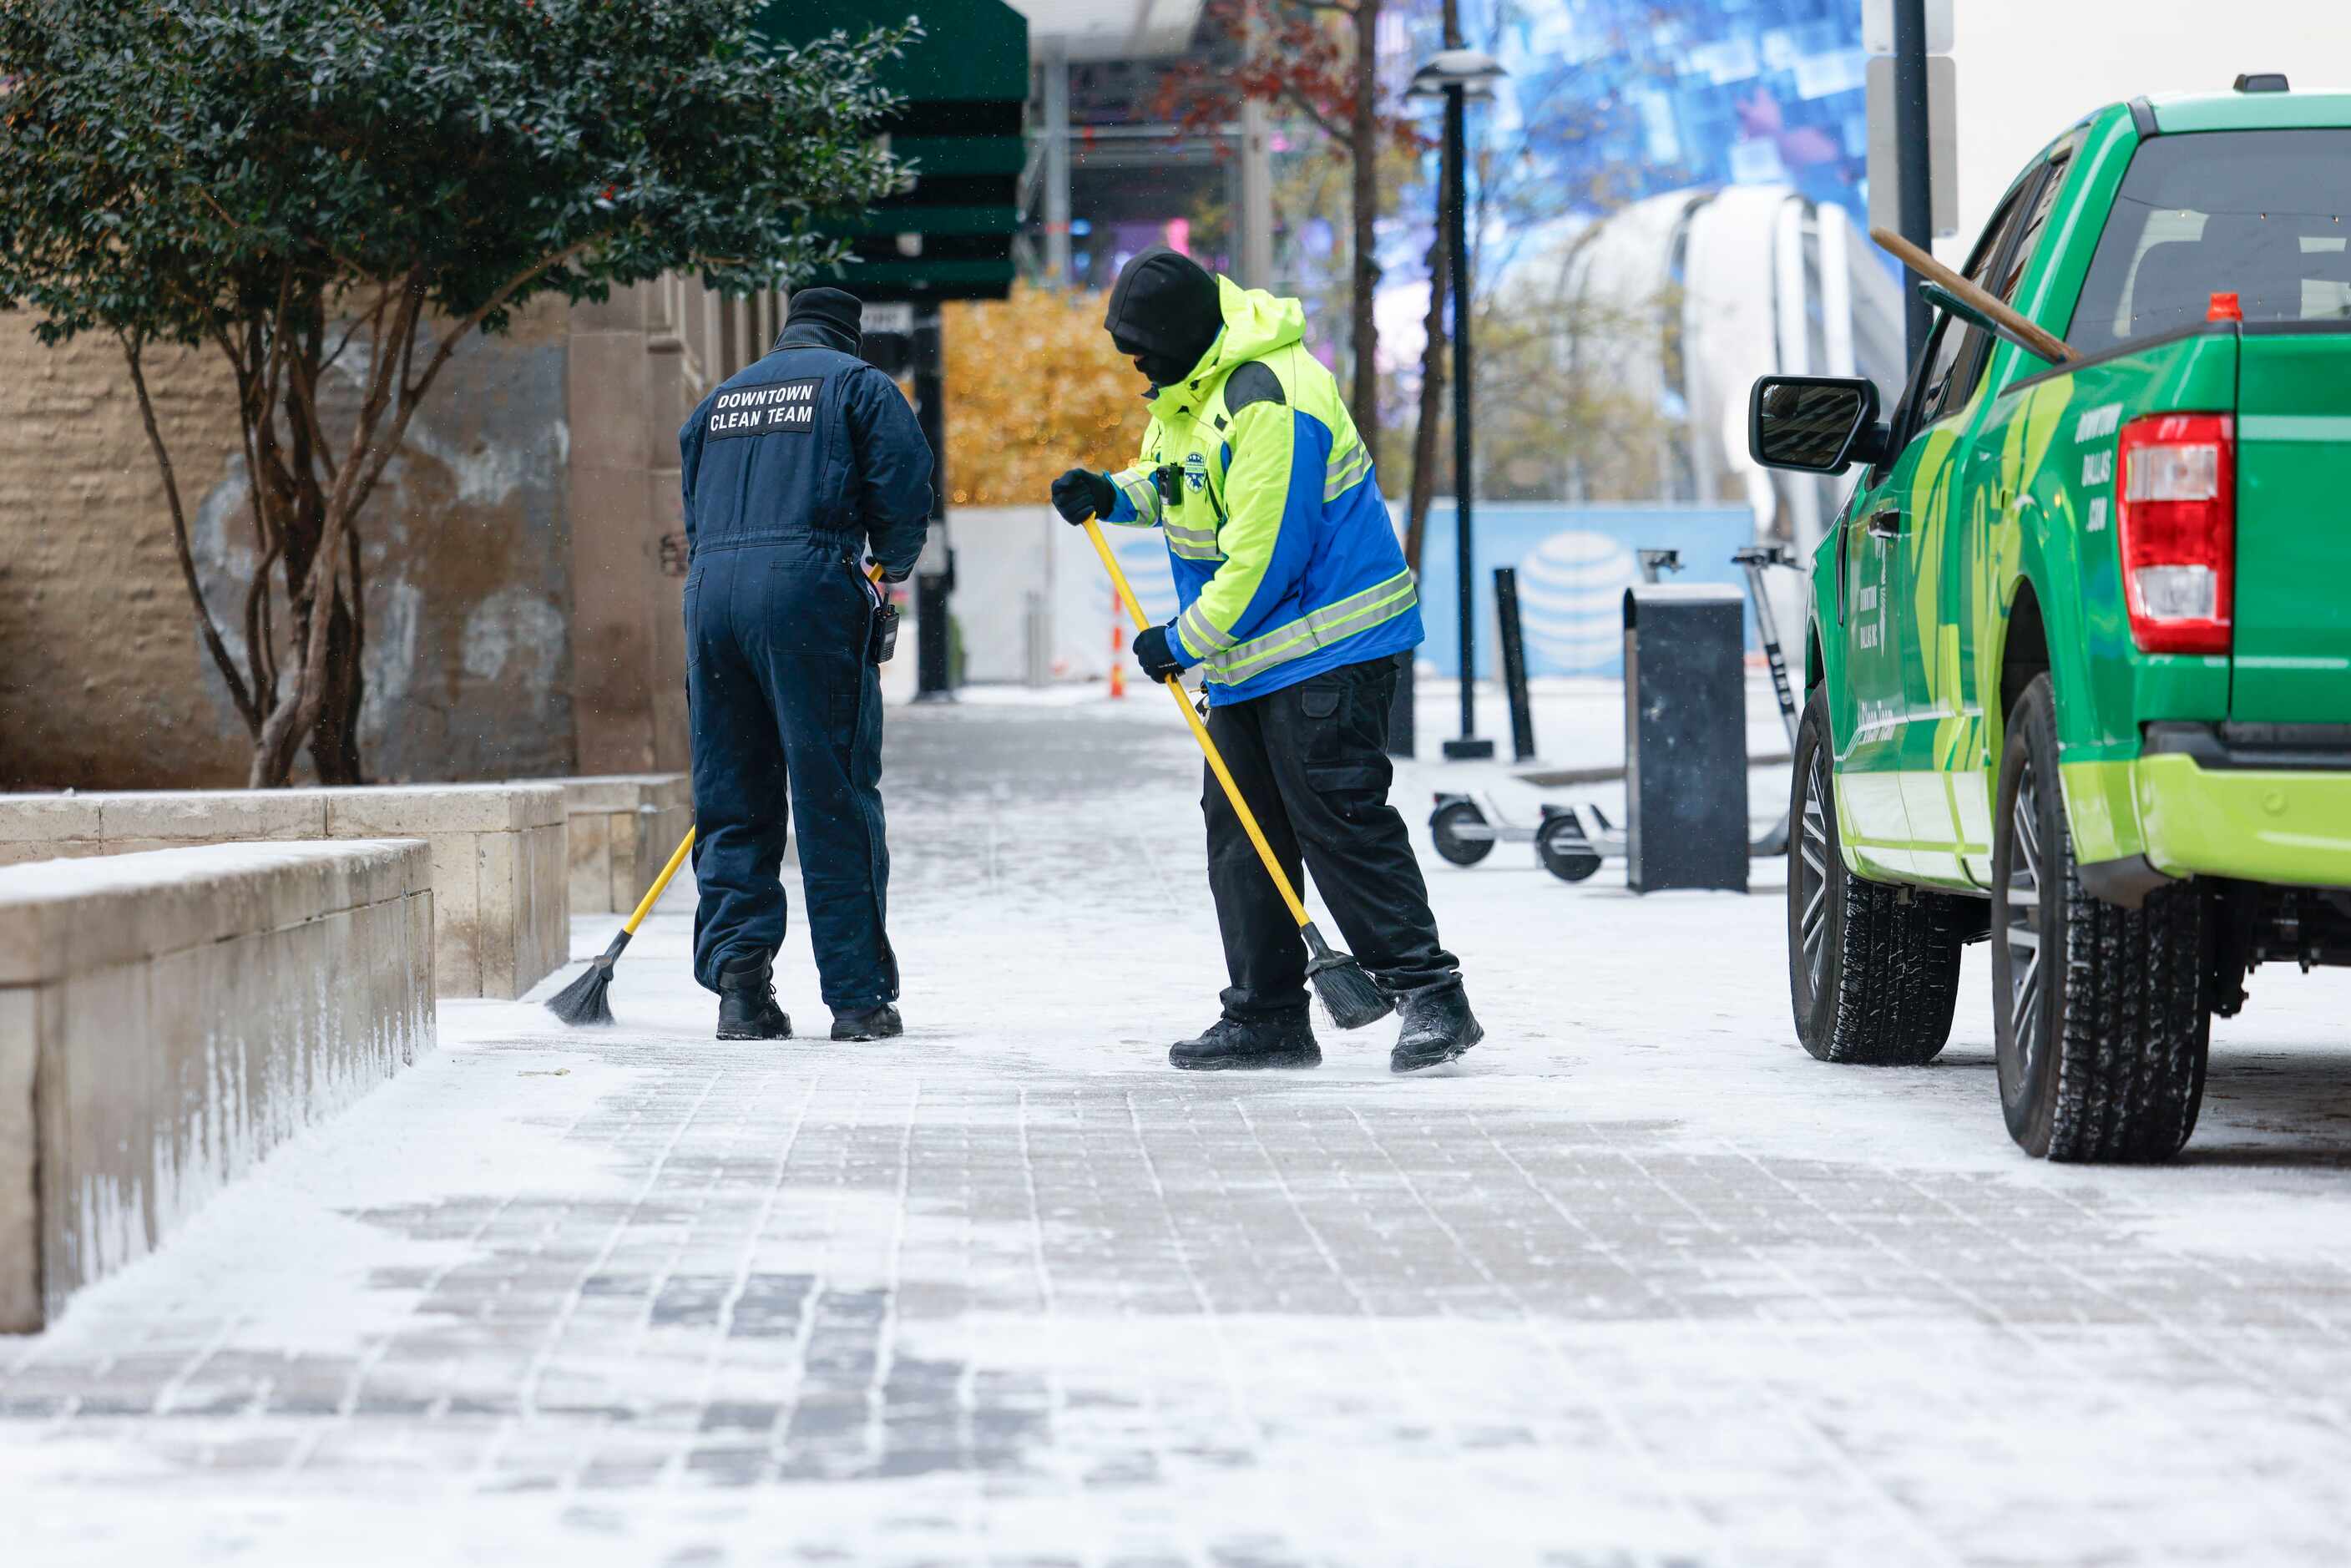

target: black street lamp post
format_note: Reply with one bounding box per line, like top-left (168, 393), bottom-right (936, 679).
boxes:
top-left (1409, 49), bottom-right (1505, 762)
top-left (1893, 0), bottom-right (1935, 363)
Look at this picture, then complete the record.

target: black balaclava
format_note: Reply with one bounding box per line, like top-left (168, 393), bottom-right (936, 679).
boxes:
top-left (777, 286), bottom-right (863, 355)
top-left (1104, 247), bottom-right (1222, 387)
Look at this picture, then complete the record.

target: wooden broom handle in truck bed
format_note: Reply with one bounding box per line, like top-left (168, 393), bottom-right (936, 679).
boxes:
top-left (1872, 226), bottom-right (2078, 366)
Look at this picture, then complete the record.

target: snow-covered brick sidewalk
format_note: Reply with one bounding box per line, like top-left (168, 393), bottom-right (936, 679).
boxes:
top-left (8, 697), bottom-right (2351, 1565)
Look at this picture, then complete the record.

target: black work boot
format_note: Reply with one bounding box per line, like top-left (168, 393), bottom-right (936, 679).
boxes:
top-left (715, 953), bottom-right (791, 1041)
top-left (831, 1004), bottom-right (903, 1041)
top-left (1390, 982), bottom-right (1483, 1073)
top-left (1170, 1011), bottom-right (1321, 1071)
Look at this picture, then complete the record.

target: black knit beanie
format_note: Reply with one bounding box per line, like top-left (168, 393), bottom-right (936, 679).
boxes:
top-left (783, 286), bottom-right (864, 352)
top-left (1104, 248), bottom-right (1222, 386)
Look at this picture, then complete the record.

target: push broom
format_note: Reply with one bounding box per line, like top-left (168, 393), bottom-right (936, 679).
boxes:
top-left (548, 564), bottom-right (896, 1028)
top-left (1080, 517), bottom-right (1393, 1030)
top-left (545, 827), bottom-right (695, 1026)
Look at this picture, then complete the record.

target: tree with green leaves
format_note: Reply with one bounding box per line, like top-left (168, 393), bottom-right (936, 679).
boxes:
top-left (0, 0), bottom-right (910, 786)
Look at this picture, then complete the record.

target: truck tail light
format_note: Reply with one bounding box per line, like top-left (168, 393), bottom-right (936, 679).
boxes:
top-left (2116, 412), bottom-right (2233, 655)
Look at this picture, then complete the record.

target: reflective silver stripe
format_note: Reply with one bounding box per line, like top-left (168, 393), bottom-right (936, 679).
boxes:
top-left (1322, 441), bottom-right (1373, 502)
top-left (1202, 569), bottom-right (1418, 680)
top-left (1179, 598), bottom-right (1241, 655)
top-left (1164, 516), bottom-right (1221, 563)
top-left (1110, 468), bottom-right (1160, 525)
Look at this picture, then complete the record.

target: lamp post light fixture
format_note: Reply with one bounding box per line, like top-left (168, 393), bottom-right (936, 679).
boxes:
top-left (1407, 48), bottom-right (1505, 761)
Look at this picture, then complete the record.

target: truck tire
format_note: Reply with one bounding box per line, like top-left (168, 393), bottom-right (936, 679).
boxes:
top-left (1788, 690), bottom-right (1965, 1064)
top-left (1991, 673), bottom-right (2208, 1161)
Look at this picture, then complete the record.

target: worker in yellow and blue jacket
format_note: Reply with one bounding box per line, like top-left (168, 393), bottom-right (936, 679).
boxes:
top-left (1052, 247), bottom-right (1482, 1074)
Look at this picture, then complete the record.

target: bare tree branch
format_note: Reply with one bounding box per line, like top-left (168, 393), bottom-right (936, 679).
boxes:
top-left (299, 237), bottom-right (587, 737)
top-left (405, 239), bottom-right (593, 406)
top-left (1279, 83), bottom-right (1352, 147)
top-left (210, 319), bottom-right (282, 711)
top-left (321, 275), bottom-right (402, 372)
top-left (121, 330), bottom-right (260, 736)
top-left (281, 347), bottom-right (343, 489)
top-left (252, 274), bottom-right (420, 785)
top-left (344, 504), bottom-right (365, 655)
top-left (341, 237), bottom-right (595, 527)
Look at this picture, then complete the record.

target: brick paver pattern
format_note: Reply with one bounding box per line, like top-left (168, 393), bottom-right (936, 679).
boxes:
top-left (10, 705), bottom-right (2351, 1566)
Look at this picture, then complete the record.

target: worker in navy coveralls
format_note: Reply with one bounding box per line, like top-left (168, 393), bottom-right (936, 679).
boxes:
top-left (677, 287), bottom-right (932, 1042)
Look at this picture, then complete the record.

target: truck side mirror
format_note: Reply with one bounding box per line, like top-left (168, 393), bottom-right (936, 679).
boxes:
top-left (1749, 375), bottom-right (1885, 474)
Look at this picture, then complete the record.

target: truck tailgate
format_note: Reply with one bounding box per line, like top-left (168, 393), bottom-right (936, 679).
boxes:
top-left (2234, 331), bottom-right (2351, 721)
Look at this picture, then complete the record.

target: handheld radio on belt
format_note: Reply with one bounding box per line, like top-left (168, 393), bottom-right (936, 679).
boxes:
top-left (864, 562), bottom-right (900, 665)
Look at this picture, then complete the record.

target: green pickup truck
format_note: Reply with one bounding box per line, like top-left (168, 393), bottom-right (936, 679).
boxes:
top-left (1750, 78), bottom-right (2351, 1162)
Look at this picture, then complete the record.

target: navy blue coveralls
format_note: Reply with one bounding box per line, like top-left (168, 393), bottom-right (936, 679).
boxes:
top-left (677, 314), bottom-right (932, 1012)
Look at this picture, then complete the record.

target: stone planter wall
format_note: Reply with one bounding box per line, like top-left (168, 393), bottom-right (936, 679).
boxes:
top-left (0, 786), bottom-right (565, 999)
top-left (0, 840), bottom-right (434, 1332)
top-left (549, 774), bottom-right (693, 915)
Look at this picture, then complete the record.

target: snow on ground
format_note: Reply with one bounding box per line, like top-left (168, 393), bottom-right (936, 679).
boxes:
top-left (961, 670), bottom-right (1797, 775)
top-left (8, 690), bottom-right (2351, 1566)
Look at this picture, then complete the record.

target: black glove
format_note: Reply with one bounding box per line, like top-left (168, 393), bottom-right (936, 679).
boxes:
top-left (1133, 624), bottom-right (1185, 684)
top-left (1051, 468), bottom-right (1116, 524)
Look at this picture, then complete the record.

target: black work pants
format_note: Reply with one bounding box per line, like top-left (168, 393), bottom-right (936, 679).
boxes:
top-left (1203, 655), bottom-right (1457, 1019)
top-left (686, 539), bottom-right (897, 1013)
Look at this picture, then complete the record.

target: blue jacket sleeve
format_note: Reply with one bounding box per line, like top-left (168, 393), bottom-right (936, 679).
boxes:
top-left (844, 367), bottom-right (935, 576)
top-left (1170, 407), bottom-right (1325, 664)
top-left (678, 392), bottom-right (716, 553)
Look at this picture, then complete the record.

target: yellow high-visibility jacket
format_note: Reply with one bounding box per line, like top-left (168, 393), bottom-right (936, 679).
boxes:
top-left (1102, 276), bottom-right (1421, 701)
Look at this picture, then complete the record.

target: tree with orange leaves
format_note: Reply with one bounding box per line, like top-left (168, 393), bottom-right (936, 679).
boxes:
top-left (942, 285), bottom-right (1152, 508)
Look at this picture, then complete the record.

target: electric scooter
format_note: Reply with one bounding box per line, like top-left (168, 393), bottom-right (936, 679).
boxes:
top-left (1428, 795), bottom-right (1608, 882)
top-left (1733, 543), bottom-right (1805, 856)
top-left (1428, 543), bottom-right (1805, 882)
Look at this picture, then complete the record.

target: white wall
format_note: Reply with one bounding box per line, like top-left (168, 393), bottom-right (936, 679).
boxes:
top-left (1944, 1), bottom-right (2338, 260)
top-left (901, 508), bottom-right (1182, 691)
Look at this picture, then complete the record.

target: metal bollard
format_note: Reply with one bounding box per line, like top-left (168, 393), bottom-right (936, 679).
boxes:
top-left (1494, 567), bottom-right (1537, 764)
top-left (1622, 584), bottom-right (1748, 893)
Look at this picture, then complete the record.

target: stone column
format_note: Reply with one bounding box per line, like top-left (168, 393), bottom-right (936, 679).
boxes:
top-left (567, 278), bottom-right (720, 776)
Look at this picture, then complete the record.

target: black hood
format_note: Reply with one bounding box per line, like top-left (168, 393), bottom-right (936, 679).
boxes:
top-left (1104, 247), bottom-right (1221, 387)
top-left (775, 286), bottom-right (863, 356)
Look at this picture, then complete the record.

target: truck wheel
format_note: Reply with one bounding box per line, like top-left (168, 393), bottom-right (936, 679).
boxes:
top-left (1429, 801), bottom-right (1495, 866)
top-left (1991, 674), bottom-right (2208, 1161)
top-left (1787, 690), bottom-right (1964, 1065)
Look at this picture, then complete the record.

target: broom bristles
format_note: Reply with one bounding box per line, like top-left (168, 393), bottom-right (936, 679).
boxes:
top-left (545, 962), bottom-right (615, 1026)
top-left (1303, 922), bottom-right (1392, 1030)
top-left (545, 929), bottom-right (632, 1027)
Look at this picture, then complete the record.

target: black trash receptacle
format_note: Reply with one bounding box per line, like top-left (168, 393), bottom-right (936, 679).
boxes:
top-left (1623, 584), bottom-right (1747, 894)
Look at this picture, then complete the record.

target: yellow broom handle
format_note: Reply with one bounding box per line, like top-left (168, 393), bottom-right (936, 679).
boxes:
top-left (624, 827), bottom-right (697, 936)
top-left (1081, 518), bottom-right (1311, 930)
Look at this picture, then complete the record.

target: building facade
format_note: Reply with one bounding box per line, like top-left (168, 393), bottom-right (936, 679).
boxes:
top-left (0, 280), bottom-right (776, 791)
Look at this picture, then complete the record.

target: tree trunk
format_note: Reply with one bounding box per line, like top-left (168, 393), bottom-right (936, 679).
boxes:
top-left (1403, 164), bottom-right (1449, 574)
top-left (1402, 0), bottom-right (1461, 574)
top-left (307, 589), bottom-right (367, 786)
top-left (246, 302), bottom-right (354, 789)
top-left (1347, 0), bottom-right (1382, 468)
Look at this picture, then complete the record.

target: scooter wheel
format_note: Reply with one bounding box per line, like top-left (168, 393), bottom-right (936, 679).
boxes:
top-left (1536, 816), bottom-right (1604, 883)
top-left (1430, 801), bottom-right (1496, 866)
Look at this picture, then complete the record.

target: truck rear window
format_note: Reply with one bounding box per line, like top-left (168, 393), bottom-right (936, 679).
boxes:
top-left (2070, 129), bottom-right (2351, 353)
